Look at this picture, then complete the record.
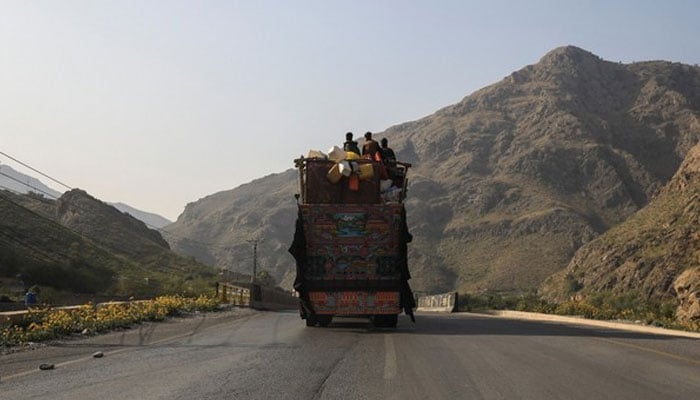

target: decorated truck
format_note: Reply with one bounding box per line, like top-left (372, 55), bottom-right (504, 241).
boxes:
top-left (288, 153), bottom-right (415, 328)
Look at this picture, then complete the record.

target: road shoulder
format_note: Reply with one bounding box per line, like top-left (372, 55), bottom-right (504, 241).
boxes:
top-left (464, 310), bottom-right (700, 339)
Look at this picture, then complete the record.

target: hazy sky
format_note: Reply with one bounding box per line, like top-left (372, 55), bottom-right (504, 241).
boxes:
top-left (2, 0), bottom-right (699, 220)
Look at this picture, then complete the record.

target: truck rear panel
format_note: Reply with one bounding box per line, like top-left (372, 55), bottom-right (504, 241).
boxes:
top-left (300, 203), bottom-right (404, 315)
top-left (289, 157), bottom-right (414, 325)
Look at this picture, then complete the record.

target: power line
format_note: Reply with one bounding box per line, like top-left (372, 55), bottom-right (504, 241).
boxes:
top-left (0, 191), bottom-right (123, 260)
top-left (0, 149), bottom-right (235, 250)
top-left (0, 229), bottom-right (66, 265)
top-left (0, 184), bottom-right (23, 195)
top-left (0, 179), bottom-right (188, 256)
top-left (0, 150), bottom-right (72, 190)
top-left (0, 149), bottom-right (204, 247)
top-left (0, 149), bottom-right (239, 254)
top-left (0, 185), bottom-right (159, 257)
top-left (0, 171), bottom-right (60, 200)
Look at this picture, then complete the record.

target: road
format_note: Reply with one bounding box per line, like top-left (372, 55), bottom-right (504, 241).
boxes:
top-left (1, 310), bottom-right (699, 399)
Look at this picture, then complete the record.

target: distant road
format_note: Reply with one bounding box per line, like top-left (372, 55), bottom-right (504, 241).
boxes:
top-left (2, 310), bottom-right (699, 399)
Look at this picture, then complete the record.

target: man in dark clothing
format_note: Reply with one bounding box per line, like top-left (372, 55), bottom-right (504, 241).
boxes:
top-left (380, 137), bottom-right (396, 165)
top-left (343, 132), bottom-right (361, 155)
top-left (381, 137), bottom-right (402, 181)
top-left (362, 131), bottom-right (381, 160)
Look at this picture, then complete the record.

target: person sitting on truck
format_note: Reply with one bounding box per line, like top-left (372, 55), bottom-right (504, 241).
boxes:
top-left (380, 137), bottom-right (396, 165)
top-left (380, 137), bottom-right (403, 182)
top-left (343, 132), bottom-right (361, 155)
top-left (362, 131), bottom-right (381, 161)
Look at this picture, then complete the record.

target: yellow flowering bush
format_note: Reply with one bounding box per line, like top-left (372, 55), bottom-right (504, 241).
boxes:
top-left (554, 300), bottom-right (603, 319)
top-left (1, 325), bottom-right (27, 347)
top-left (1, 295), bottom-right (220, 347)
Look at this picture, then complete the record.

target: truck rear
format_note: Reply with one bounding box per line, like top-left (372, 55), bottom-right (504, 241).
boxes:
top-left (289, 156), bottom-right (415, 327)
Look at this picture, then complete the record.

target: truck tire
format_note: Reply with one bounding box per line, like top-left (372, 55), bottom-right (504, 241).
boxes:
top-left (305, 315), bottom-right (317, 327)
top-left (372, 314), bottom-right (398, 328)
top-left (317, 315), bottom-right (333, 327)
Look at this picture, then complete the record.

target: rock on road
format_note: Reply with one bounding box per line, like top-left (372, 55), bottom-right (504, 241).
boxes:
top-left (1, 309), bottom-right (699, 399)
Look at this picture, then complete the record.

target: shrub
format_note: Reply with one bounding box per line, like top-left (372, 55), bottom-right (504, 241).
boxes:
top-left (1, 295), bottom-right (220, 347)
top-left (455, 290), bottom-right (694, 332)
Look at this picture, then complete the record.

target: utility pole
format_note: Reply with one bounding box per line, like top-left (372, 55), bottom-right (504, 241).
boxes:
top-left (247, 238), bottom-right (262, 284)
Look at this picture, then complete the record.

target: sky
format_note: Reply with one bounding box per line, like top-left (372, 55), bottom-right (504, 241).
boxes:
top-left (1, 0), bottom-right (699, 221)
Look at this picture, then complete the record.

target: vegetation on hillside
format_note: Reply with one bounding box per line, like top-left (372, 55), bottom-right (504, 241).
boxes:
top-left (0, 190), bottom-right (218, 300)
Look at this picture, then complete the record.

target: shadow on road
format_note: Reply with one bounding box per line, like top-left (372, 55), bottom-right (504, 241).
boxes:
top-left (309, 314), bottom-right (691, 341)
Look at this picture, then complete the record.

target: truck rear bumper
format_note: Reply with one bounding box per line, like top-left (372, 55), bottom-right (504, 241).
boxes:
top-left (308, 290), bottom-right (401, 315)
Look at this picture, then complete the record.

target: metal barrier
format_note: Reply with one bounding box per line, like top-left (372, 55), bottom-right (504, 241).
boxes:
top-left (216, 282), bottom-right (298, 311)
top-left (1, 285), bottom-right (298, 326)
top-left (416, 291), bottom-right (458, 313)
top-left (216, 283), bottom-right (251, 307)
top-left (1, 304), bottom-right (86, 326)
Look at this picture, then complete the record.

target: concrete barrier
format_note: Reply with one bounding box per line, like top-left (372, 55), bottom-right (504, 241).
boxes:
top-left (250, 284), bottom-right (298, 311)
top-left (416, 291), bottom-right (458, 313)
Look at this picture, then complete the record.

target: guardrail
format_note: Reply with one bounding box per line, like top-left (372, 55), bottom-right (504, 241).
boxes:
top-left (0, 300), bottom-right (153, 326)
top-left (216, 282), bottom-right (251, 306)
top-left (216, 282), bottom-right (298, 311)
top-left (416, 291), bottom-right (458, 313)
top-left (1, 285), bottom-right (300, 327)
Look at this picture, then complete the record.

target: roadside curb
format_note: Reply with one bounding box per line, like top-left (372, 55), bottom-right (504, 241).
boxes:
top-left (465, 310), bottom-right (700, 340)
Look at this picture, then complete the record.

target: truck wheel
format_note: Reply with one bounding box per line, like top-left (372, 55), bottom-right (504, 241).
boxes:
top-left (317, 315), bottom-right (333, 327)
top-left (372, 314), bottom-right (398, 328)
top-left (384, 314), bottom-right (398, 327)
top-left (305, 315), bottom-right (317, 327)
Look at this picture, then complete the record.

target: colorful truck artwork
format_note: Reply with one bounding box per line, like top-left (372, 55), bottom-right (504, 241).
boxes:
top-left (289, 155), bottom-right (415, 328)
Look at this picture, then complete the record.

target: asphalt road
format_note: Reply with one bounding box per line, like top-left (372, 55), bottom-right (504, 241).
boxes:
top-left (1, 310), bottom-right (699, 400)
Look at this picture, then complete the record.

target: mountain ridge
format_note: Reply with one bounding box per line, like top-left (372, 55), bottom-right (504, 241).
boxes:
top-left (166, 45), bottom-right (700, 297)
top-left (0, 161), bottom-right (173, 230)
top-left (0, 163), bottom-right (63, 198)
top-left (109, 202), bottom-right (172, 229)
top-left (1, 189), bottom-right (216, 298)
top-left (541, 140), bottom-right (700, 312)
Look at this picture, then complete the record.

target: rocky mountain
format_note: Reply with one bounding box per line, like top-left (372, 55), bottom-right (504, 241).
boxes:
top-left (0, 162), bottom-right (172, 229)
top-left (109, 202), bottom-right (172, 229)
top-left (541, 140), bottom-right (700, 323)
top-left (165, 171), bottom-right (299, 286)
top-left (166, 46), bottom-right (700, 295)
top-left (0, 189), bottom-right (216, 297)
top-left (0, 190), bottom-right (127, 294)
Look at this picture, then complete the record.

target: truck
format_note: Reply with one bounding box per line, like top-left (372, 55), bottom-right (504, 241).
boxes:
top-left (288, 154), bottom-right (415, 328)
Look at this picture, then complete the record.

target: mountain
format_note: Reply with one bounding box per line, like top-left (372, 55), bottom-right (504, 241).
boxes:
top-left (540, 140), bottom-right (700, 322)
top-left (0, 163), bottom-right (171, 229)
top-left (0, 163), bottom-right (63, 198)
top-left (166, 46), bottom-right (700, 295)
top-left (109, 202), bottom-right (172, 229)
top-left (0, 189), bottom-right (216, 297)
top-left (164, 171), bottom-right (299, 287)
top-left (0, 190), bottom-right (129, 294)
